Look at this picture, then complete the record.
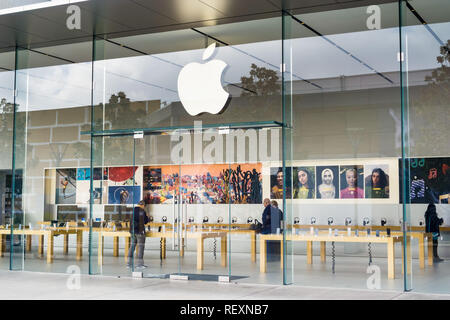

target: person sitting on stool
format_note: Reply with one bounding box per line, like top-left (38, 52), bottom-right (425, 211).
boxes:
top-left (425, 203), bottom-right (444, 263)
top-left (127, 200), bottom-right (149, 269)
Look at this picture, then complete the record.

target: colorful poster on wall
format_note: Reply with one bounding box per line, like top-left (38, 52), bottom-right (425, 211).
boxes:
top-left (404, 157), bottom-right (450, 204)
top-left (108, 186), bottom-right (141, 205)
top-left (143, 163), bottom-right (262, 204)
top-left (55, 168), bottom-right (77, 204)
top-left (339, 165), bottom-right (364, 199)
top-left (364, 164), bottom-right (390, 198)
top-left (316, 166), bottom-right (339, 199)
top-left (76, 168), bottom-right (104, 181)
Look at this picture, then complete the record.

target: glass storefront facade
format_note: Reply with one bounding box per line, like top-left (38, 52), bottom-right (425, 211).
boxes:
top-left (0, 0), bottom-right (448, 293)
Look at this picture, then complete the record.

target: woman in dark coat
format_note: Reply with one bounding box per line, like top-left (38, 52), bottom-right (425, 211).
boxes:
top-left (425, 203), bottom-right (444, 262)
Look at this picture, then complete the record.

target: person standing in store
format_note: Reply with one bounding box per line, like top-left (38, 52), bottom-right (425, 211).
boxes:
top-left (425, 203), bottom-right (444, 263)
top-left (127, 200), bottom-right (149, 268)
top-left (261, 198), bottom-right (272, 234)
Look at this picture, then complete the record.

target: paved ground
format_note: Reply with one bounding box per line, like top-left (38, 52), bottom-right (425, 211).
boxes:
top-left (0, 270), bottom-right (449, 300)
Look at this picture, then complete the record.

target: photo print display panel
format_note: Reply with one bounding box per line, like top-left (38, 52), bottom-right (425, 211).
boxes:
top-left (263, 159), bottom-right (398, 203)
top-left (364, 164), bottom-right (390, 199)
top-left (339, 165), bottom-right (364, 199)
top-left (270, 166), bottom-right (292, 199)
top-left (293, 166), bottom-right (316, 199)
top-left (76, 168), bottom-right (107, 204)
top-left (316, 166), bottom-right (339, 199)
top-left (55, 168), bottom-right (77, 204)
top-left (107, 166), bottom-right (142, 205)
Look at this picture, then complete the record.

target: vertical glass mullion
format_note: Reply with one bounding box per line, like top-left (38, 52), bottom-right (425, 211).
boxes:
top-left (282, 11), bottom-right (294, 286)
top-left (11, 46), bottom-right (27, 271)
top-left (89, 36), bottom-right (104, 275)
top-left (399, 0), bottom-right (412, 292)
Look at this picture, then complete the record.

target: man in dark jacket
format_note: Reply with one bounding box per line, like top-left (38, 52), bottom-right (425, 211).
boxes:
top-left (261, 198), bottom-right (272, 234)
top-left (127, 200), bottom-right (149, 268)
top-left (425, 203), bottom-right (444, 262)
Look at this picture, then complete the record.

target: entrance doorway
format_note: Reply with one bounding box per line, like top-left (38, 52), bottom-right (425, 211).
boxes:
top-left (88, 122), bottom-right (284, 282)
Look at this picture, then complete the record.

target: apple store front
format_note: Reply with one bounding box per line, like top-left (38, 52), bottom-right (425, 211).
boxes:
top-left (0, 0), bottom-right (449, 293)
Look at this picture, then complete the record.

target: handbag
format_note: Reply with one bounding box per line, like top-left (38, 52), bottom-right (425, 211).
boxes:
top-left (250, 219), bottom-right (263, 234)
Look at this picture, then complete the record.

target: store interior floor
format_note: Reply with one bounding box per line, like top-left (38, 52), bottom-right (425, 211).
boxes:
top-left (0, 245), bottom-right (448, 295)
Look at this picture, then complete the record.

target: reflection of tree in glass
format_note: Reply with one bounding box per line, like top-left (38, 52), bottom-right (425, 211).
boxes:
top-left (94, 92), bottom-right (136, 164)
top-left (411, 40), bottom-right (449, 155)
top-left (240, 63), bottom-right (280, 96)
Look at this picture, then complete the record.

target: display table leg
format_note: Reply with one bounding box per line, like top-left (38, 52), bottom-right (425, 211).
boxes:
top-left (251, 232), bottom-right (256, 263)
top-left (180, 238), bottom-right (185, 257)
top-left (98, 234), bottom-right (103, 266)
top-left (38, 235), bottom-right (44, 256)
top-left (197, 238), bottom-right (203, 270)
top-left (260, 238), bottom-right (267, 273)
top-left (418, 235), bottom-right (425, 269)
top-left (26, 235), bottom-right (32, 252)
top-left (320, 241), bottom-right (326, 262)
top-left (63, 234), bottom-right (69, 254)
top-left (387, 239), bottom-right (395, 279)
top-left (280, 240), bottom-right (284, 269)
top-left (0, 235), bottom-right (4, 257)
top-left (47, 233), bottom-right (54, 264)
top-left (427, 236), bottom-right (433, 266)
top-left (307, 241), bottom-right (313, 264)
top-left (124, 237), bottom-right (130, 263)
top-left (221, 235), bottom-right (227, 267)
top-left (113, 237), bottom-right (119, 257)
top-left (76, 231), bottom-right (82, 260)
top-left (162, 238), bottom-right (166, 259)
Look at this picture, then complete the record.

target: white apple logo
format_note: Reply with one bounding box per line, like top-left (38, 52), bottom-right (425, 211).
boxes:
top-left (177, 42), bottom-right (229, 116)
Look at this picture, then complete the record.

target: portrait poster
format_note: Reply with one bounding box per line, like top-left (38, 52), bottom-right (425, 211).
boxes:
top-left (293, 166), bottom-right (316, 199)
top-left (269, 167), bottom-right (292, 199)
top-left (364, 164), bottom-right (389, 199)
top-left (339, 165), bottom-right (364, 199)
top-left (55, 168), bottom-right (77, 204)
top-left (316, 166), bottom-right (339, 199)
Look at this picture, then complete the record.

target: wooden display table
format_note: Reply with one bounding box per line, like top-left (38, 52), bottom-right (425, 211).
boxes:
top-left (291, 225), bottom-right (434, 269)
top-left (187, 224), bottom-right (256, 263)
top-left (0, 227), bottom-right (83, 263)
top-left (259, 232), bottom-right (404, 279)
top-left (97, 230), bottom-right (227, 270)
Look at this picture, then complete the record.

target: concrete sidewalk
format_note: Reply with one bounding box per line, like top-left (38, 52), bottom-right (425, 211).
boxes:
top-left (0, 270), bottom-right (448, 300)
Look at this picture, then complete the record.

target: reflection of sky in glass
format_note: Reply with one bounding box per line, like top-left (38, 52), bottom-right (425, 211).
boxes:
top-left (9, 21), bottom-right (450, 112)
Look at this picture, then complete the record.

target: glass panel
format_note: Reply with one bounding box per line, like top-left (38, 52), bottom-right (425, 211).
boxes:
top-left (92, 14), bottom-right (284, 283)
top-left (282, 11), bottom-right (294, 285)
top-left (286, 2), bottom-right (404, 290)
top-left (91, 134), bottom-right (137, 276)
top-left (0, 48), bottom-right (16, 270)
top-left (12, 42), bottom-right (92, 274)
top-left (401, 0), bottom-right (450, 294)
